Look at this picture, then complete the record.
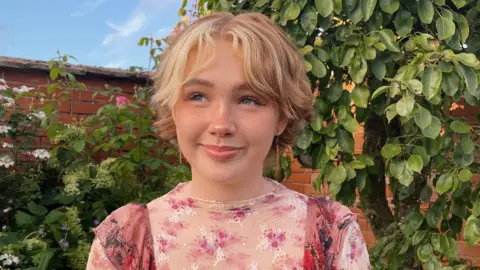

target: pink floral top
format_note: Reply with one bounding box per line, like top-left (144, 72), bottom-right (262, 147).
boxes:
top-left (86, 179), bottom-right (370, 269)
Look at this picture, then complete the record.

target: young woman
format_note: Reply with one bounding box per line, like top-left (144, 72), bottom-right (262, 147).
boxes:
top-left (86, 11), bottom-right (370, 270)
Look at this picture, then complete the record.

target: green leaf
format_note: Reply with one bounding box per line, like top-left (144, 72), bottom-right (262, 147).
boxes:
top-left (379, 0), bottom-right (399, 14)
top-left (417, 0), bottom-right (434, 24)
top-left (458, 168), bottom-right (472, 182)
top-left (396, 95), bottom-right (415, 116)
top-left (398, 167), bottom-right (414, 186)
top-left (452, 0), bottom-right (466, 9)
top-left (413, 231), bottom-right (428, 245)
top-left (351, 86), bottom-right (370, 108)
top-left (49, 67), bottom-right (59, 81)
top-left (381, 144), bottom-right (402, 159)
top-left (306, 54), bottom-right (327, 78)
top-left (455, 53), bottom-right (480, 67)
top-left (371, 86), bottom-right (389, 100)
top-left (454, 14), bottom-right (469, 43)
top-left (460, 137), bottom-right (474, 154)
top-left (378, 29), bottom-right (400, 52)
top-left (440, 234), bottom-right (450, 256)
top-left (27, 202), bottom-right (48, 216)
top-left (394, 9), bottom-right (413, 36)
top-left (431, 233), bottom-right (441, 252)
top-left (338, 128), bottom-right (355, 154)
top-left (453, 144), bottom-right (474, 168)
top-left (15, 211), bottom-right (34, 227)
top-left (450, 120), bottom-right (471, 133)
top-left (389, 159), bottom-right (405, 179)
top-left (406, 79), bottom-right (423, 95)
top-left (349, 58), bottom-right (368, 84)
top-left (421, 116), bottom-right (441, 139)
top-left (310, 114), bottom-right (324, 131)
top-left (441, 72), bottom-right (460, 96)
top-left (414, 106), bottom-right (432, 129)
top-left (73, 140), bottom-right (85, 153)
top-left (356, 154), bottom-right (375, 166)
top-left (301, 6), bottom-right (318, 33)
top-left (325, 82), bottom-right (344, 102)
top-left (37, 249), bottom-right (55, 270)
top-left (427, 202), bottom-right (443, 228)
top-left (455, 63), bottom-right (478, 95)
top-left (361, 0), bottom-right (377, 20)
top-left (436, 17), bottom-right (456, 40)
top-left (421, 185), bottom-right (433, 202)
top-left (285, 3), bottom-right (301, 20)
top-left (417, 243), bottom-right (433, 263)
top-left (436, 173), bottom-right (454, 195)
top-left (296, 128), bottom-right (313, 150)
top-left (329, 182), bottom-right (342, 196)
top-left (422, 66), bottom-right (442, 100)
top-left (316, 0), bottom-right (334, 17)
top-left (329, 165), bottom-right (347, 184)
top-left (473, 201), bottom-right (480, 217)
top-left (447, 237), bottom-right (458, 261)
top-left (464, 216), bottom-right (480, 245)
top-left (371, 58), bottom-right (386, 80)
top-left (408, 155), bottom-right (423, 173)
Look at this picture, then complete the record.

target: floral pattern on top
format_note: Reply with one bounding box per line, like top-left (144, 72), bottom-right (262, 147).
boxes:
top-left (86, 179), bottom-right (370, 270)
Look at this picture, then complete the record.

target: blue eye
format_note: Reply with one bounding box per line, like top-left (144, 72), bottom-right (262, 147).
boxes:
top-left (240, 97), bottom-right (260, 105)
top-left (189, 93), bottom-right (207, 102)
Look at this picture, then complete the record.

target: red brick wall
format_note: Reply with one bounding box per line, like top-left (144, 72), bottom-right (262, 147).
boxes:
top-left (1, 65), bottom-right (479, 265)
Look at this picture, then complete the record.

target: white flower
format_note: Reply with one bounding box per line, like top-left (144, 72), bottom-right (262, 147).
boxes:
top-left (1, 142), bottom-right (13, 148)
top-left (12, 85), bottom-right (34, 94)
top-left (0, 79), bottom-right (5, 84)
top-left (0, 85), bottom-right (8, 91)
top-left (0, 125), bottom-right (11, 134)
top-left (0, 254), bottom-right (19, 266)
top-left (28, 111), bottom-right (46, 120)
top-left (31, 149), bottom-right (50, 160)
top-left (3, 207), bottom-right (11, 213)
top-left (0, 155), bottom-right (14, 168)
top-left (1, 225), bottom-right (6, 231)
top-left (1, 96), bottom-right (15, 107)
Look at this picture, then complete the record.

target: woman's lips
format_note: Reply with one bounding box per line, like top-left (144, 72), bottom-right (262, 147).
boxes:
top-left (202, 145), bottom-right (243, 161)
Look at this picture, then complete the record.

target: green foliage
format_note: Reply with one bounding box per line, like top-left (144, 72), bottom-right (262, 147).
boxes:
top-left (193, 0), bottom-right (480, 268)
top-left (0, 53), bottom-right (190, 269)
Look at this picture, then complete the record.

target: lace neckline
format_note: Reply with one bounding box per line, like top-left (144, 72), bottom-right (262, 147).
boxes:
top-left (171, 178), bottom-right (286, 212)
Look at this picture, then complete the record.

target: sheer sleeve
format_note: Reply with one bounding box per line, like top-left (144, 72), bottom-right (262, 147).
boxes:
top-left (336, 220), bottom-right (370, 270)
top-left (86, 237), bottom-right (117, 269)
top-left (85, 203), bottom-right (155, 270)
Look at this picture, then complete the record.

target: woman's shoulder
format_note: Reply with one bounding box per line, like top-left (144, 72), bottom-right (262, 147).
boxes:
top-left (306, 195), bottom-right (357, 226)
top-left (92, 203), bottom-right (154, 268)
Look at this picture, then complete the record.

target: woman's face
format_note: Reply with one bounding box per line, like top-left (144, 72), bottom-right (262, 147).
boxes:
top-left (172, 39), bottom-right (287, 183)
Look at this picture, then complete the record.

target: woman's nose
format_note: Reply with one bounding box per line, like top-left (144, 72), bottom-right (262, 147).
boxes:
top-left (207, 102), bottom-right (236, 137)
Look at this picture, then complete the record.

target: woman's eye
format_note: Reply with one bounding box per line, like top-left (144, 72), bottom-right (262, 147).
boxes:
top-left (239, 97), bottom-right (261, 106)
top-left (189, 93), bottom-right (207, 102)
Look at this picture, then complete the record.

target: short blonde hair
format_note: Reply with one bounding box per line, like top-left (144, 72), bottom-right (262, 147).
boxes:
top-left (152, 12), bottom-right (313, 152)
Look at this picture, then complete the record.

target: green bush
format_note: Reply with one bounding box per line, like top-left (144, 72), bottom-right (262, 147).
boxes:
top-left (193, 0), bottom-right (480, 269)
top-left (0, 53), bottom-right (190, 269)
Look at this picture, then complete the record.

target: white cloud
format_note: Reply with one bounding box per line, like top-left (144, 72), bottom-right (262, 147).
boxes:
top-left (105, 61), bottom-right (126, 69)
top-left (155, 27), bottom-right (172, 38)
top-left (102, 12), bottom-right (147, 46)
top-left (71, 0), bottom-right (108, 17)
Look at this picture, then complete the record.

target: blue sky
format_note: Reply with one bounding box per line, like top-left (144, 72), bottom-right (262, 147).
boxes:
top-left (0, 0), bottom-right (183, 70)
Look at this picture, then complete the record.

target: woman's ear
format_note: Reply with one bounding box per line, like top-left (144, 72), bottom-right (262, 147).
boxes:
top-left (276, 116), bottom-right (288, 136)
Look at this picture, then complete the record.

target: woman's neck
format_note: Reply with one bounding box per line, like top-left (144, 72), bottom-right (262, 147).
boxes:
top-left (186, 172), bottom-right (275, 202)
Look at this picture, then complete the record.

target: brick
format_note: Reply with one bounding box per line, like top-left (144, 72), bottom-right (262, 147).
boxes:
top-left (283, 183), bottom-right (305, 193)
top-left (82, 77), bottom-right (109, 91)
top-left (361, 230), bottom-right (376, 244)
top-left (78, 90), bottom-right (112, 103)
top-left (38, 86), bottom-right (73, 100)
top-left (71, 101), bottom-right (102, 114)
top-left (457, 241), bottom-right (480, 258)
top-left (287, 172), bottom-right (312, 183)
top-left (108, 80), bottom-right (138, 94)
top-left (3, 69), bottom-right (48, 85)
top-left (58, 113), bottom-right (78, 123)
top-left (358, 218), bottom-right (368, 231)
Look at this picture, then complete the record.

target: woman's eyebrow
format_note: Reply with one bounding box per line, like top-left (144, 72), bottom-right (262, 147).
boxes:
top-left (183, 78), bottom-right (215, 88)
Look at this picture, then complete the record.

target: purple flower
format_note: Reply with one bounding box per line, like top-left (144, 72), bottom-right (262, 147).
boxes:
top-left (60, 225), bottom-right (68, 231)
top-left (59, 239), bottom-right (69, 249)
top-left (93, 219), bottom-right (100, 226)
top-left (38, 229), bottom-right (45, 236)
